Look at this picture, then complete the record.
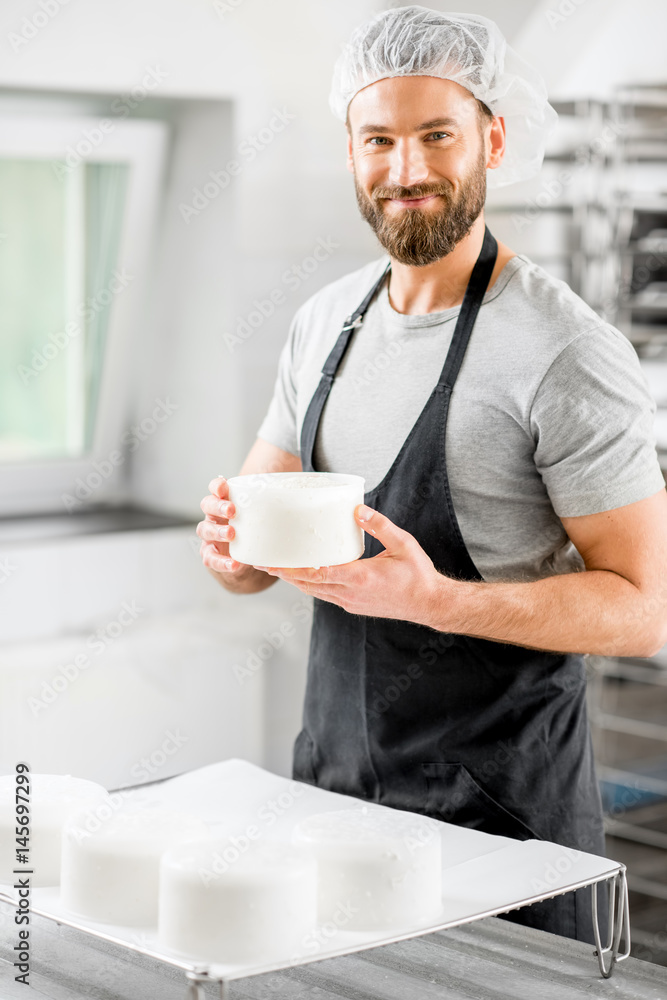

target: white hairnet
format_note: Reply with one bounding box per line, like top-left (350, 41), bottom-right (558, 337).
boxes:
top-left (330, 6), bottom-right (558, 188)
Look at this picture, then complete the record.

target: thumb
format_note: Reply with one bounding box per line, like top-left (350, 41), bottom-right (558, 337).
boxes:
top-left (355, 504), bottom-right (407, 548)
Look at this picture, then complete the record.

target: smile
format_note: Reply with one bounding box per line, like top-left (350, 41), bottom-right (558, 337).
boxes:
top-left (385, 194), bottom-right (441, 208)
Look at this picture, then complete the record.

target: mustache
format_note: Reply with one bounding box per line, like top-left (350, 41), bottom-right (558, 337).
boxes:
top-left (370, 182), bottom-right (452, 202)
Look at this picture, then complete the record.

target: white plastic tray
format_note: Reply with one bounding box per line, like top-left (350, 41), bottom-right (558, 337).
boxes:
top-left (0, 758), bottom-right (629, 993)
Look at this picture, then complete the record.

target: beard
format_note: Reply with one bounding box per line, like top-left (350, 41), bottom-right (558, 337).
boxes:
top-left (354, 150), bottom-right (487, 267)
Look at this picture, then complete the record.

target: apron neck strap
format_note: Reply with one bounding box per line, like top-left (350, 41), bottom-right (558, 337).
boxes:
top-left (322, 226), bottom-right (498, 382)
top-left (437, 226), bottom-right (498, 390)
top-left (322, 262), bottom-right (391, 378)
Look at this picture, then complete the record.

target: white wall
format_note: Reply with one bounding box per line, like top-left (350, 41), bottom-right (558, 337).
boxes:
top-left (0, 523), bottom-right (313, 783)
top-left (0, 0), bottom-right (387, 521)
top-left (513, 0), bottom-right (667, 100)
top-left (0, 0), bottom-right (386, 782)
top-left (1, 0), bottom-right (665, 784)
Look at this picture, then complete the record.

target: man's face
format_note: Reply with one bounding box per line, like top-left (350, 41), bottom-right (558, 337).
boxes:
top-left (347, 76), bottom-right (499, 267)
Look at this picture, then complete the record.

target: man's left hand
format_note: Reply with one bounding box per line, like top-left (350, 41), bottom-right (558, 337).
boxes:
top-left (253, 504), bottom-right (443, 626)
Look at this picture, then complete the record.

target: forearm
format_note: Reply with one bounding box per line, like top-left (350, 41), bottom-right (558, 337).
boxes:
top-left (206, 564), bottom-right (277, 595)
top-left (427, 568), bottom-right (664, 658)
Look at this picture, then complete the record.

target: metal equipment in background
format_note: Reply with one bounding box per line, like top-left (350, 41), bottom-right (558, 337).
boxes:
top-left (484, 80), bottom-right (667, 966)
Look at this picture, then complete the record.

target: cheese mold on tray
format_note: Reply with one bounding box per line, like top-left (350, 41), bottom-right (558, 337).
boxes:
top-left (227, 471), bottom-right (365, 569)
top-left (0, 773), bottom-right (111, 887)
top-left (60, 804), bottom-right (209, 925)
top-left (293, 806), bottom-right (443, 930)
top-left (158, 839), bottom-right (318, 963)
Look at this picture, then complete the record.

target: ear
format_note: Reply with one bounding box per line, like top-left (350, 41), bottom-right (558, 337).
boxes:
top-left (486, 116), bottom-right (506, 172)
top-left (346, 130), bottom-right (354, 175)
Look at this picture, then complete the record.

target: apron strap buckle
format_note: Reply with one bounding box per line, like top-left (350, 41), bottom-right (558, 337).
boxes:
top-left (341, 314), bottom-right (364, 332)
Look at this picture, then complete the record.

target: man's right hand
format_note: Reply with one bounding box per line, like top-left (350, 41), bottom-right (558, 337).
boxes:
top-left (198, 475), bottom-right (242, 576)
top-left (198, 474), bottom-right (278, 594)
top-left (197, 439), bottom-right (302, 593)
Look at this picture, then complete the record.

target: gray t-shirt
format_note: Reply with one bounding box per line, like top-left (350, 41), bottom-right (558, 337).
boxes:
top-left (257, 253), bottom-right (665, 582)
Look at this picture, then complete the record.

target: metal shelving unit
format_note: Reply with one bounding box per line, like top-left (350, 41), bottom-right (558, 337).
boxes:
top-left (606, 83), bottom-right (667, 359)
top-left (485, 85), bottom-right (667, 476)
top-left (588, 652), bottom-right (667, 960)
top-left (596, 98), bottom-right (667, 928)
top-left (484, 98), bottom-right (611, 298)
top-left (485, 86), bottom-right (667, 356)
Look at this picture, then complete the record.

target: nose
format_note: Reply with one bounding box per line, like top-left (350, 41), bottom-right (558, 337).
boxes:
top-left (387, 138), bottom-right (429, 188)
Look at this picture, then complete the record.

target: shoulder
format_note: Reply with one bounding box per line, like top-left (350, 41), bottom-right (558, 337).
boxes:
top-left (495, 253), bottom-right (638, 365)
top-left (498, 254), bottom-right (603, 330)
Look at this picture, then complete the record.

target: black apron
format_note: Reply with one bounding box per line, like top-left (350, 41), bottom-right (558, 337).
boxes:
top-left (295, 227), bottom-right (607, 944)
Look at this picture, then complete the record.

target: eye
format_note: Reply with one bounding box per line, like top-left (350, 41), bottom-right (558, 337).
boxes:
top-left (427, 131), bottom-right (450, 141)
top-left (368, 136), bottom-right (391, 145)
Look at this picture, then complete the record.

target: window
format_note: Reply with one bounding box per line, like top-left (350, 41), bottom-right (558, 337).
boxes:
top-left (0, 116), bottom-right (168, 515)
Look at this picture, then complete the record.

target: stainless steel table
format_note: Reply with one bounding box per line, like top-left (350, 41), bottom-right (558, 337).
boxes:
top-left (1, 908), bottom-right (665, 1000)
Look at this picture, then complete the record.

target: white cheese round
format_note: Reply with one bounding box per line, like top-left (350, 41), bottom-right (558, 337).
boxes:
top-left (227, 472), bottom-right (365, 568)
top-left (0, 773), bottom-right (110, 887)
top-left (293, 806), bottom-right (443, 929)
top-left (158, 839), bottom-right (317, 963)
top-left (60, 805), bottom-right (209, 925)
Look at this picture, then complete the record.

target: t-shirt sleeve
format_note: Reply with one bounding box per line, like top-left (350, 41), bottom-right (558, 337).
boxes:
top-left (530, 324), bottom-right (666, 517)
top-left (256, 312), bottom-right (301, 457)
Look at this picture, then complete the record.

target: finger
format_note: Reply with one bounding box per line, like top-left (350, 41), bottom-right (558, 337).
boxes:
top-left (200, 541), bottom-right (241, 573)
top-left (199, 535), bottom-right (228, 558)
top-left (208, 476), bottom-right (230, 498)
top-left (200, 495), bottom-right (236, 519)
top-left (260, 560), bottom-right (362, 582)
top-left (196, 520), bottom-right (235, 543)
top-left (355, 504), bottom-right (407, 548)
top-left (253, 566), bottom-right (320, 583)
top-left (279, 567), bottom-right (330, 584)
top-left (291, 581), bottom-right (341, 604)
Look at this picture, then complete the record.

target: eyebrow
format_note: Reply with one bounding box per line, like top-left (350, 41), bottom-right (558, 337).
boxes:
top-left (357, 117), bottom-right (461, 137)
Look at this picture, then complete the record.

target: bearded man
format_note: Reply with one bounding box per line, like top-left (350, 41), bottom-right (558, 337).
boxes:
top-left (198, 7), bottom-right (667, 945)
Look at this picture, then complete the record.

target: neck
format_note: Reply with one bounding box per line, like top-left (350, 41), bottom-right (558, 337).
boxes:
top-left (387, 215), bottom-right (508, 315)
